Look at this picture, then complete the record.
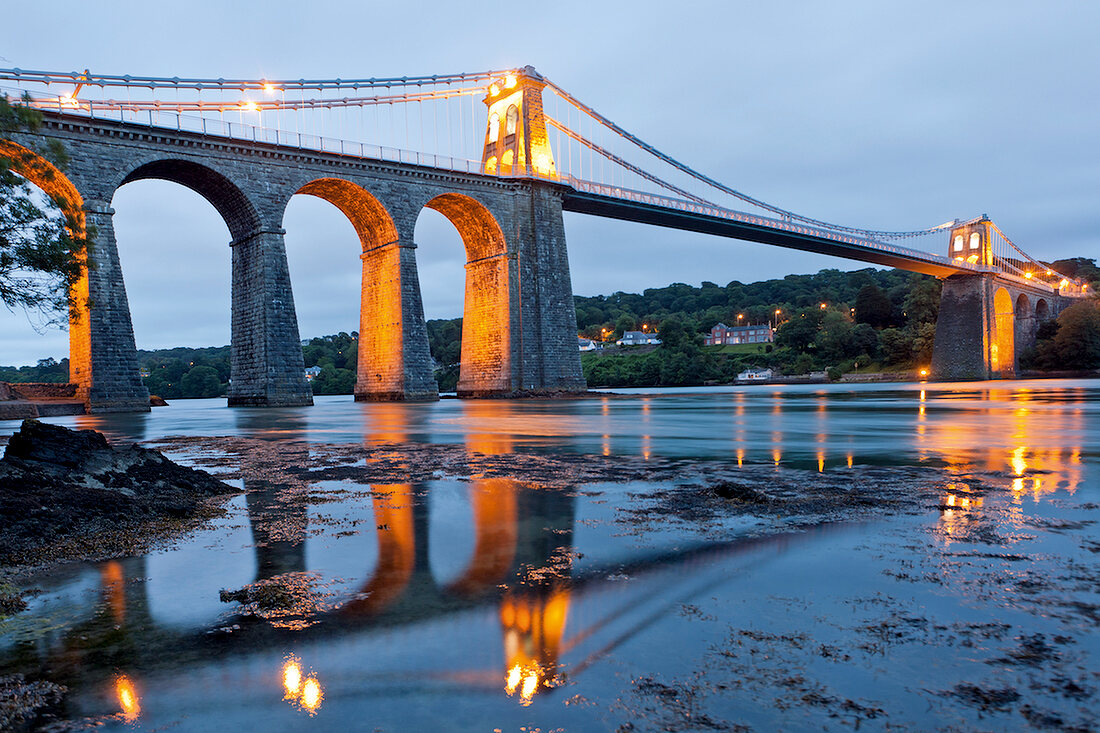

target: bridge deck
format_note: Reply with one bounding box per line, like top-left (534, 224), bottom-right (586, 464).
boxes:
top-left (561, 188), bottom-right (970, 278)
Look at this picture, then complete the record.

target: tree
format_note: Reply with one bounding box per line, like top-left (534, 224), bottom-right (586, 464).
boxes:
top-left (855, 284), bottom-right (893, 328)
top-left (1041, 302), bottom-right (1100, 370)
top-left (179, 365), bottom-right (224, 398)
top-left (0, 95), bottom-right (87, 322)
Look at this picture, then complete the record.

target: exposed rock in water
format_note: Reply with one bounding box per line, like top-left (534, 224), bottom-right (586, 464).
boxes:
top-left (0, 420), bottom-right (235, 562)
top-left (710, 480), bottom-right (775, 504)
top-left (149, 394), bottom-right (169, 407)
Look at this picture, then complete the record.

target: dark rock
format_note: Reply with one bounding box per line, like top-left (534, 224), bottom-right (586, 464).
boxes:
top-left (0, 674), bottom-right (65, 730)
top-left (0, 420), bottom-right (235, 561)
top-left (150, 395), bottom-right (169, 406)
top-left (710, 480), bottom-right (774, 504)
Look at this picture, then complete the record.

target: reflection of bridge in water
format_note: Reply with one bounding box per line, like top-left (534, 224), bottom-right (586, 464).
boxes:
top-left (6, 384), bottom-right (1089, 723)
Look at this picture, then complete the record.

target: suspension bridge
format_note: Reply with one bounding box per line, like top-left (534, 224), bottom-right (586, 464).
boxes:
top-left (0, 65), bottom-right (1090, 411)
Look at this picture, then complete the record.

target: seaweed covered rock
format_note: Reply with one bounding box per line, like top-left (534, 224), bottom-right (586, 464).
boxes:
top-left (0, 420), bottom-right (235, 560)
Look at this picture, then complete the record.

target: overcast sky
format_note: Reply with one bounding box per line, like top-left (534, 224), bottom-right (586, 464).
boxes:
top-left (2, 1), bottom-right (1097, 366)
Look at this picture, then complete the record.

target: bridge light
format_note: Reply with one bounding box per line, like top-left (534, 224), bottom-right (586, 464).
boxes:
top-left (240, 100), bottom-right (260, 112)
top-left (263, 83), bottom-right (277, 94)
top-left (504, 74), bottom-right (517, 89)
top-left (1025, 272), bottom-right (1033, 278)
top-left (1060, 279), bottom-right (1069, 289)
top-left (489, 83), bottom-right (501, 97)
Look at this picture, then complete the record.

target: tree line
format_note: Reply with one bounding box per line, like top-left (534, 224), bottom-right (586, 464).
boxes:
top-left (3, 262), bottom-right (1097, 396)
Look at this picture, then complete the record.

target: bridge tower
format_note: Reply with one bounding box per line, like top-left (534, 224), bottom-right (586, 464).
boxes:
top-left (481, 66), bottom-right (557, 178)
top-left (931, 218), bottom-right (1073, 380)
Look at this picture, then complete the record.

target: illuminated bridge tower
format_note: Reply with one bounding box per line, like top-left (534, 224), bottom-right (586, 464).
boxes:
top-left (931, 218), bottom-right (1072, 381)
top-left (481, 67), bottom-right (557, 178)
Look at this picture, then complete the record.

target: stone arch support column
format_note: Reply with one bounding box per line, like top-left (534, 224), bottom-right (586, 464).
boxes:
top-left (509, 181), bottom-right (585, 395)
top-left (75, 200), bottom-right (151, 412)
top-left (356, 237), bottom-right (438, 401)
top-left (227, 226), bottom-right (313, 407)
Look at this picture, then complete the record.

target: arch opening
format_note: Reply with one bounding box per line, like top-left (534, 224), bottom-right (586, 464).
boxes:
top-left (1035, 299), bottom-right (1050, 322)
top-left (113, 159), bottom-right (264, 402)
top-left (421, 193), bottom-right (511, 396)
top-left (1015, 293), bottom-right (1030, 319)
top-left (992, 287), bottom-right (1015, 377)
top-left (287, 178), bottom-right (400, 399)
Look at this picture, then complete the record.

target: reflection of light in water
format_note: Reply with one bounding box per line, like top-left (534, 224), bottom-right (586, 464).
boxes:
top-left (940, 487), bottom-right (984, 541)
top-left (282, 658), bottom-right (302, 698)
top-left (282, 656), bottom-right (323, 714)
top-left (846, 453), bottom-right (854, 468)
top-left (520, 671), bottom-right (539, 702)
top-left (817, 452), bottom-right (825, 473)
top-left (301, 677), bottom-right (323, 712)
top-left (505, 664), bottom-right (522, 694)
top-left (115, 674), bottom-right (140, 722)
top-left (1011, 446), bottom-right (1028, 476)
top-left (737, 448), bottom-right (744, 468)
top-left (501, 588), bottom-right (570, 704)
top-left (602, 434), bottom-right (610, 456)
top-left (642, 435), bottom-right (651, 460)
top-left (772, 448), bottom-right (781, 466)
top-left (101, 561), bottom-right (126, 624)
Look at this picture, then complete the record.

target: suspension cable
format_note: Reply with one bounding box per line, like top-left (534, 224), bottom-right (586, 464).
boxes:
top-left (546, 116), bottom-right (712, 205)
top-left (0, 67), bottom-right (514, 92)
top-left (543, 77), bottom-right (953, 240)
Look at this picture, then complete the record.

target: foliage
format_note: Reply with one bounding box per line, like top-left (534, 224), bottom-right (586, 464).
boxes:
top-left (574, 267), bottom-right (953, 385)
top-left (310, 367), bottom-right (356, 395)
top-left (178, 365), bottom-right (223, 398)
top-left (1021, 301), bottom-right (1100, 371)
top-left (0, 95), bottom-right (88, 323)
top-left (854, 283), bottom-right (894, 328)
top-left (0, 357), bottom-right (69, 383)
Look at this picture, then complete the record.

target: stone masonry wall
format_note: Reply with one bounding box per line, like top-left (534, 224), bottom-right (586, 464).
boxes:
top-left (8, 113), bottom-right (587, 406)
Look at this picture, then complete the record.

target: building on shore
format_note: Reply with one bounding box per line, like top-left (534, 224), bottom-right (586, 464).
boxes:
top-left (616, 331), bottom-right (661, 346)
top-left (704, 323), bottom-right (774, 346)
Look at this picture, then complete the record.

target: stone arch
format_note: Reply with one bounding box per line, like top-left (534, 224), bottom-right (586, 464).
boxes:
top-left (0, 140), bottom-right (85, 233)
top-left (1014, 292), bottom-right (1035, 355)
top-left (1035, 298), bottom-right (1050, 322)
top-left (0, 140), bottom-right (91, 394)
top-left (991, 287), bottom-right (1015, 377)
top-left (1015, 293), bottom-right (1030, 319)
top-left (295, 178), bottom-right (398, 248)
top-left (423, 193), bottom-right (512, 396)
top-left (118, 158), bottom-right (261, 242)
top-left (290, 178), bottom-right (406, 400)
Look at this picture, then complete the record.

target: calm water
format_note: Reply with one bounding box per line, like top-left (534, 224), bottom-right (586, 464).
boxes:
top-left (1, 379), bottom-right (1097, 731)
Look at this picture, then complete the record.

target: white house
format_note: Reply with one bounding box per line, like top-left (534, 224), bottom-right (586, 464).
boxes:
top-left (737, 367), bottom-right (773, 383)
top-left (616, 330), bottom-right (661, 346)
top-left (304, 366), bottom-right (323, 381)
top-left (578, 337), bottom-right (597, 352)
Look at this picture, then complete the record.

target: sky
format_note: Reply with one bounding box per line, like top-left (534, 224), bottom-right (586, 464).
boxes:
top-left (1, 0), bottom-right (1098, 366)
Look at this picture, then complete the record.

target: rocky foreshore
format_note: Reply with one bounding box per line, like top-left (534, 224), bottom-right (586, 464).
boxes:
top-left (0, 420), bottom-right (235, 565)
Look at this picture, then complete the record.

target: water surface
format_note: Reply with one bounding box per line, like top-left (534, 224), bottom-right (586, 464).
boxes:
top-left (1, 379), bottom-right (1096, 730)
